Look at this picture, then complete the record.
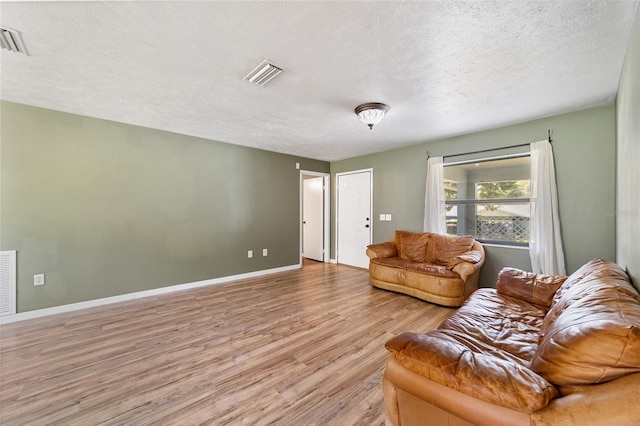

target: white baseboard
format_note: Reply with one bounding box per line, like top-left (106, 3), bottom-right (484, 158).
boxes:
top-left (329, 258), bottom-right (337, 264)
top-left (0, 264), bottom-right (301, 324)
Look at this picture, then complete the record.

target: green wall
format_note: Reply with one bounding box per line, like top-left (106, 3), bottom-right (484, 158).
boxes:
top-left (332, 105), bottom-right (617, 287)
top-left (616, 4), bottom-right (640, 291)
top-left (0, 101), bottom-right (329, 313)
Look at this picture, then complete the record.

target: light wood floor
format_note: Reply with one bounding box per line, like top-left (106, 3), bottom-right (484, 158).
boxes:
top-left (0, 261), bottom-right (453, 425)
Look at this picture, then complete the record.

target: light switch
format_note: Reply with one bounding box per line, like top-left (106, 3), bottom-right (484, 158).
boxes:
top-left (385, 214), bottom-right (392, 221)
top-left (379, 214), bottom-right (386, 221)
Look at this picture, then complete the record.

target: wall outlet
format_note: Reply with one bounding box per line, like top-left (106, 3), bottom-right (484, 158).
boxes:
top-left (34, 273), bottom-right (45, 286)
top-left (262, 248), bottom-right (268, 256)
top-left (248, 250), bottom-right (253, 258)
top-left (295, 162), bottom-right (300, 170)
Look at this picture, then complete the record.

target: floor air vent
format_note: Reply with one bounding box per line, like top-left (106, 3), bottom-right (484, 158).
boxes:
top-left (0, 251), bottom-right (16, 316)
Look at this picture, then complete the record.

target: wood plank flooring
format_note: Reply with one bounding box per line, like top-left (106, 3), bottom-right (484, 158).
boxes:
top-left (0, 261), bottom-right (453, 425)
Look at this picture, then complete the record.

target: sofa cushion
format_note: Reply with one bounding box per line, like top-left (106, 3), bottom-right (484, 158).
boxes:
top-left (386, 330), bottom-right (558, 412)
top-left (540, 259), bottom-right (638, 338)
top-left (405, 262), bottom-right (459, 278)
top-left (530, 259), bottom-right (640, 386)
top-left (394, 231), bottom-right (430, 263)
top-left (426, 234), bottom-right (474, 266)
top-left (370, 258), bottom-right (460, 278)
top-left (446, 250), bottom-right (484, 270)
top-left (497, 268), bottom-right (567, 308)
top-left (370, 256), bottom-right (411, 269)
top-left (439, 288), bottom-right (548, 362)
top-left (549, 259), bottom-right (632, 309)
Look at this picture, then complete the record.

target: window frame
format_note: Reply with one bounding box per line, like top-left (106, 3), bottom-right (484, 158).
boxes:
top-left (443, 153), bottom-right (531, 247)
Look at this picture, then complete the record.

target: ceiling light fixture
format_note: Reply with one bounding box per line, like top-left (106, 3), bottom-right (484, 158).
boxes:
top-left (354, 103), bottom-right (390, 130)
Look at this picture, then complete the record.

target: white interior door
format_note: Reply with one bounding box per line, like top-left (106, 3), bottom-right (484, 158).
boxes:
top-left (303, 177), bottom-right (324, 261)
top-left (337, 170), bottom-right (372, 269)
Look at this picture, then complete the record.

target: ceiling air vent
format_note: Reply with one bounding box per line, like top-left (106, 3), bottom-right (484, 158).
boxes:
top-left (0, 25), bottom-right (28, 55)
top-left (243, 59), bottom-right (283, 86)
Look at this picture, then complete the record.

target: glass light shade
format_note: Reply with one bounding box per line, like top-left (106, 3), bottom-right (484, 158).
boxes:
top-left (355, 103), bottom-right (390, 130)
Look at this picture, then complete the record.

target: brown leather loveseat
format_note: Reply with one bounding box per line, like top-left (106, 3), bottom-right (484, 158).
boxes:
top-left (366, 230), bottom-right (485, 307)
top-left (383, 258), bottom-right (640, 425)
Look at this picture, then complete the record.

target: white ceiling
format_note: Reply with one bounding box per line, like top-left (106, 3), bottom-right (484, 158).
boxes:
top-left (1, 1), bottom-right (638, 162)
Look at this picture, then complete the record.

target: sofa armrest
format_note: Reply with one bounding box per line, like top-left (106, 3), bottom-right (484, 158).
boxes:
top-left (449, 244), bottom-right (485, 281)
top-left (366, 241), bottom-right (397, 259)
top-left (446, 240), bottom-right (485, 272)
top-left (386, 330), bottom-right (558, 412)
top-left (497, 268), bottom-right (567, 307)
top-left (532, 372), bottom-right (640, 425)
top-left (452, 262), bottom-right (477, 281)
top-left (384, 357), bottom-right (531, 426)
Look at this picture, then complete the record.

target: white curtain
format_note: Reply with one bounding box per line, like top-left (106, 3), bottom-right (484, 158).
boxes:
top-left (529, 140), bottom-right (566, 275)
top-left (423, 156), bottom-right (446, 234)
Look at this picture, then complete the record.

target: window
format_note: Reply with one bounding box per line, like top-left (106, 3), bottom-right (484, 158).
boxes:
top-left (444, 156), bottom-right (530, 246)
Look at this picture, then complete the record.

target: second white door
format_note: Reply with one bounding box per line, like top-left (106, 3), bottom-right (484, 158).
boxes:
top-left (303, 176), bottom-right (324, 262)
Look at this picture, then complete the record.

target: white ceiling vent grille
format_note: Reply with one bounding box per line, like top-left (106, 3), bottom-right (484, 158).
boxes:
top-left (0, 25), bottom-right (29, 55)
top-left (243, 59), bottom-right (283, 86)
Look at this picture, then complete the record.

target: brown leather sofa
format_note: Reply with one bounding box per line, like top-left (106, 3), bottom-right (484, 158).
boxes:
top-left (383, 258), bottom-right (640, 425)
top-left (366, 230), bottom-right (485, 307)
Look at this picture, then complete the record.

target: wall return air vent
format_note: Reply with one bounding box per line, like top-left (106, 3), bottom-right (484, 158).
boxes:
top-left (243, 59), bottom-right (283, 86)
top-left (0, 251), bottom-right (16, 316)
top-left (0, 25), bottom-right (29, 55)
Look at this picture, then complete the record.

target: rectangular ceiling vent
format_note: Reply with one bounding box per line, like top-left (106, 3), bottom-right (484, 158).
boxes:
top-left (243, 59), bottom-right (283, 86)
top-left (0, 25), bottom-right (29, 55)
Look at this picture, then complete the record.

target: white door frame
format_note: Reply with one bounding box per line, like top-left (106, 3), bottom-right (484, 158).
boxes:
top-left (335, 168), bottom-right (373, 267)
top-left (300, 170), bottom-right (330, 265)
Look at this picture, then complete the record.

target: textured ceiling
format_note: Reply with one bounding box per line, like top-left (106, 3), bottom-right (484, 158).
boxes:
top-left (1, 1), bottom-right (638, 162)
